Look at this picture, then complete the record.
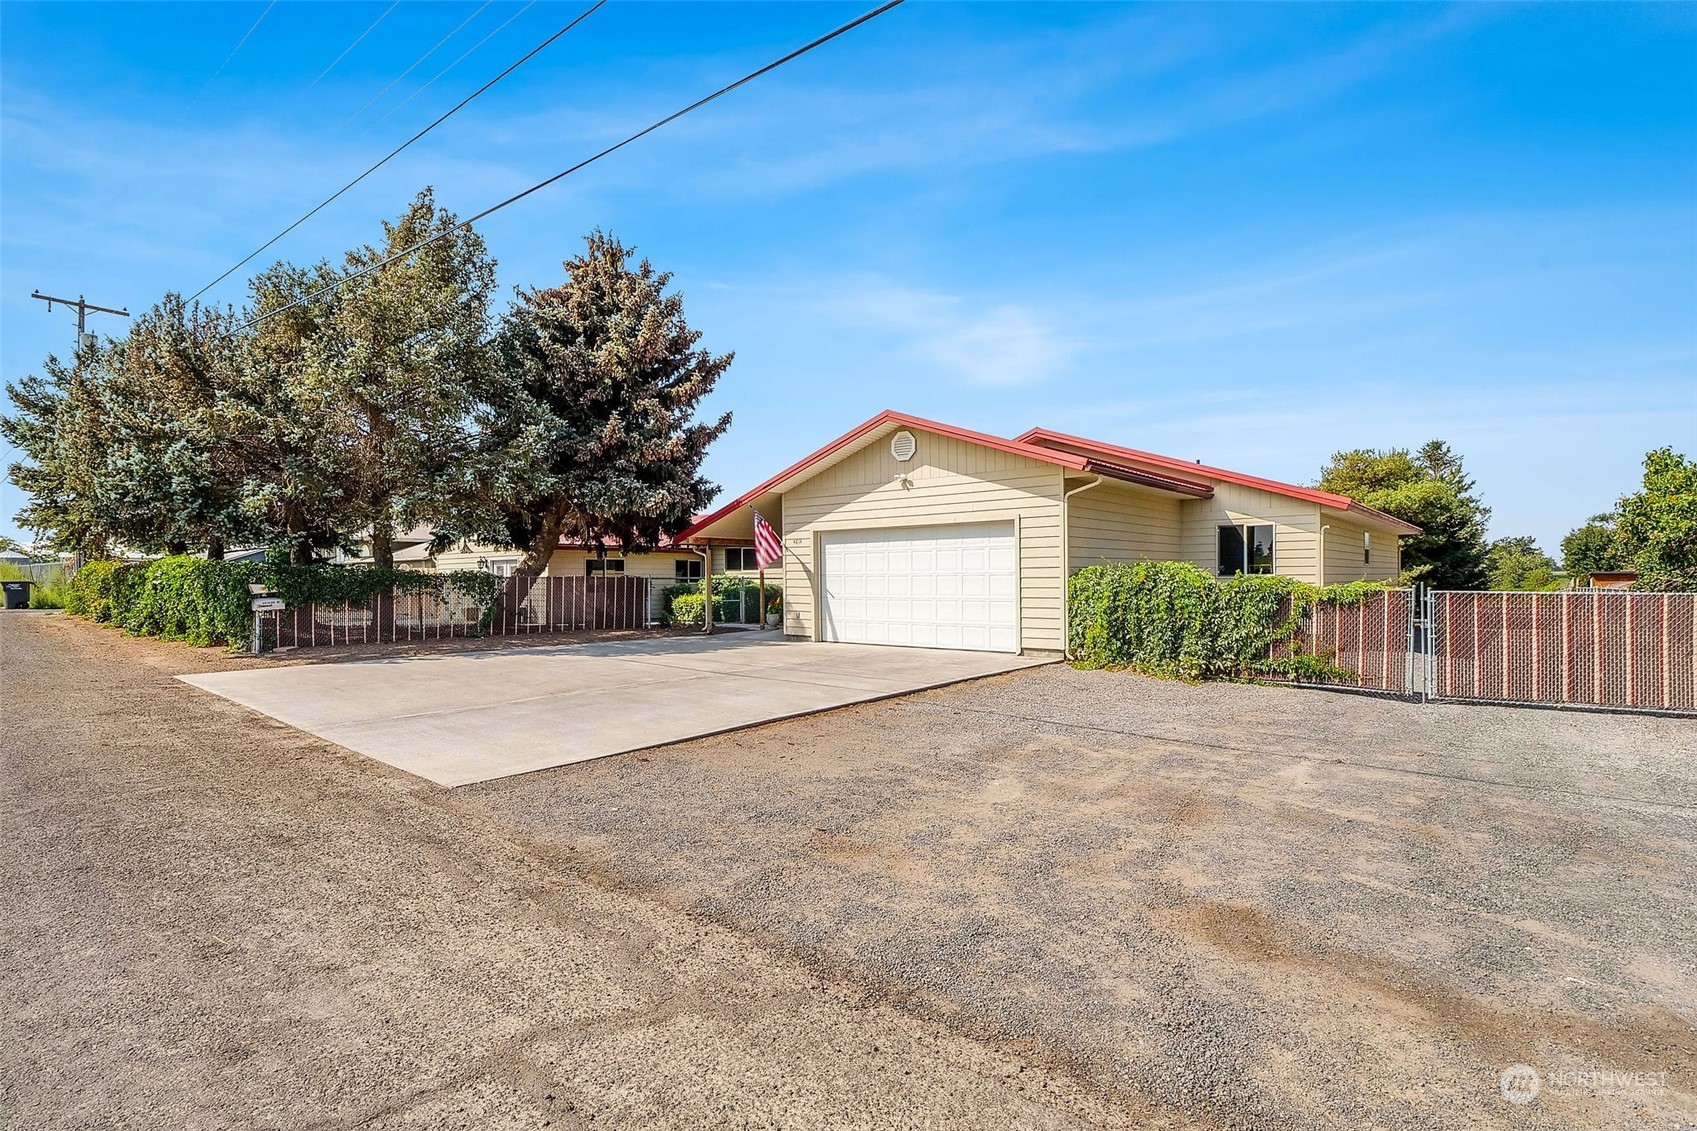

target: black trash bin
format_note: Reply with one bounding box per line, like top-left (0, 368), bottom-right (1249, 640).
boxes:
top-left (2, 580), bottom-right (32, 609)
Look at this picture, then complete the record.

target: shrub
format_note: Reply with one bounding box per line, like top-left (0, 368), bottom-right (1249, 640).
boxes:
top-left (1067, 561), bottom-right (1384, 681)
top-left (66, 557), bottom-right (509, 649)
top-left (661, 576), bottom-right (781, 624)
top-left (669, 591), bottom-right (705, 626)
top-left (65, 559), bottom-right (130, 621)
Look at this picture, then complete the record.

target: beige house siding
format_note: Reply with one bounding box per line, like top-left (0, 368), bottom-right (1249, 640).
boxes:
top-left (432, 541), bottom-right (695, 620)
top-left (1320, 521), bottom-right (1401, 585)
top-left (1067, 480), bottom-right (1184, 571)
top-left (1178, 483), bottom-right (1322, 582)
top-left (778, 429), bottom-right (1066, 652)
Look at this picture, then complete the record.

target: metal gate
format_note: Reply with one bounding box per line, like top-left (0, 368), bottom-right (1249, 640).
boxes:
top-left (1265, 587), bottom-right (1419, 698)
top-left (1424, 590), bottom-right (1697, 714)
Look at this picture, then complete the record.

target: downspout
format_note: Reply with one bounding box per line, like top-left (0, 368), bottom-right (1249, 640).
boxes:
top-left (1318, 524), bottom-right (1329, 587)
top-left (1060, 475), bottom-right (1105, 660)
top-left (695, 540), bottom-right (713, 634)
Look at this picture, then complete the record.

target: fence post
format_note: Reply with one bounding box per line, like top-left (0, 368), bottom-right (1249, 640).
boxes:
top-left (1501, 593), bottom-right (1510, 701)
top-left (1627, 595), bottom-right (1636, 708)
top-left (1593, 591), bottom-right (1602, 705)
top-left (1663, 593), bottom-right (1670, 710)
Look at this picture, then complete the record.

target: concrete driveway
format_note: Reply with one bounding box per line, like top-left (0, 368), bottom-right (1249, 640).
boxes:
top-left (178, 633), bottom-right (1050, 787)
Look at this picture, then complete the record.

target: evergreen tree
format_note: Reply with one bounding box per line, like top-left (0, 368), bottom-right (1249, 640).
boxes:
top-left (467, 231), bottom-right (732, 574)
top-left (270, 188), bottom-right (496, 567)
top-left (2, 341), bottom-right (116, 559)
top-left (94, 295), bottom-right (258, 558)
top-left (1317, 441), bottom-right (1491, 589)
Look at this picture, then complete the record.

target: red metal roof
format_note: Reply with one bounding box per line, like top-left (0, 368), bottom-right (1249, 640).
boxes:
top-left (1015, 427), bottom-right (1422, 535)
top-left (677, 410), bottom-right (1419, 542)
top-left (676, 410), bottom-right (1213, 541)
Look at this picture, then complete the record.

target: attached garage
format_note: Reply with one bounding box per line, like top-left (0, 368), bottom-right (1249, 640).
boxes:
top-left (675, 410), bottom-right (1415, 657)
top-left (819, 524), bottom-right (1018, 652)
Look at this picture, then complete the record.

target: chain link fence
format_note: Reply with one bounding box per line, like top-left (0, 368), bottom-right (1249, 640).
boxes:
top-left (1426, 590), bottom-right (1696, 714)
top-left (1265, 588), bottom-right (1418, 697)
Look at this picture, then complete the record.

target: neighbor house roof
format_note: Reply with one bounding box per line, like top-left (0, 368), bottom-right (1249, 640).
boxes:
top-left (1015, 427), bottom-right (1423, 536)
top-left (676, 410), bottom-right (1216, 542)
top-left (553, 534), bottom-right (688, 551)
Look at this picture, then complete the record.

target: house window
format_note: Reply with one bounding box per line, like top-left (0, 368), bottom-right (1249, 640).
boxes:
top-left (1217, 524), bottom-right (1275, 576)
top-left (485, 558), bottom-right (519, 578)
top-left (585, 558), bottom-right (625, 575)
top-left (724, 547), bottom-right (758, 572)
top-left (1364, 532), bottom-right (1372, 565)
top-left (675, 558), bottom-right (703, 581)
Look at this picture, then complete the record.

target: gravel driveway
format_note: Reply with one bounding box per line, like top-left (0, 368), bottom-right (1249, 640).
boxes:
top-left (463, 664), bottom-right (1697, 1130)
top-left (1, 612), bottom-right (1153, 1130)
top-left (7, 611), bottom-right (1694, 1130)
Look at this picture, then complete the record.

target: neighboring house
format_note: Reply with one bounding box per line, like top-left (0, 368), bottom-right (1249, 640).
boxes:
top-left (1585, 571), bottom-right (1638, 589)
top-left (434, 535), bottom-right (705, 622)
top-left (333, 525), bottom-right (438, 570)
top-left (677, 410), bottom-right (1421, 655)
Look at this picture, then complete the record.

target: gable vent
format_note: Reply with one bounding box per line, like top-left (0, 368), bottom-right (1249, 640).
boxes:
top-left (890, 430), bottom-right (917, 462)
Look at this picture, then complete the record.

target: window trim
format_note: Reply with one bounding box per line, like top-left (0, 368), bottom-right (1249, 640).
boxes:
top-left (674, 558), bottom-right (703, 581)
top-left (1364, 531), bottom-right (1372, 565)
top-left (724, 546), bottom-right (758, 572)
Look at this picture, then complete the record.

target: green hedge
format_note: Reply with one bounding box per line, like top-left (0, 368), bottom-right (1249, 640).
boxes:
top-left (661, 577), bottom-right (781, 626)
top-left (1067, 561), bottom-right (1385, 681)
top-left (64, 559), bottom-right (128, 621)
top-left (65, 557), bottom-right (507, 649)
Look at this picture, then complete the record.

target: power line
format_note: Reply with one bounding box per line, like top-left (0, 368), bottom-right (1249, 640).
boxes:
top-left (243, 0), bottom-right (907, 331)
top-left (190, 0), bottom-right (605, 303)
top-left (375, 0), bottom-right (538, 127)
top-left (201, 0), bottom-right (278, 91)
top-left (343, 0), bottom-right (493, 128)
top-left (300, 0), bottom-right (402, 97)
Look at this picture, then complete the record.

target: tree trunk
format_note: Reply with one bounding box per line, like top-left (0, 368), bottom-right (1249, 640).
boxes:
top-left (518, 506), bottom-right (568, 576)
top-left (371, 522), bottom-right (394, 570)
top-left (207, 535), bottom-right (225, 561)
top-left (285, 503), bottom-right (314, 565)
top-left (507, 506), bottom-right (567, 618)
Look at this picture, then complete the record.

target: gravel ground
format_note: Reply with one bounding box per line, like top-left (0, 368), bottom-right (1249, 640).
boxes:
top-left (1, 611), bottom-right (1177, 1130)
top-left (461, 662), bottom-right (1697, 1131)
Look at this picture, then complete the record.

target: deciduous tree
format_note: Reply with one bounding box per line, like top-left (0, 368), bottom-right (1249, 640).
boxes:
top-left (1614, 447), bottom-right (1696, 591)
top-left (1560, 513), bottom-right (1623, 579)
top-left (1484, 535), bottom-right (1560, 591)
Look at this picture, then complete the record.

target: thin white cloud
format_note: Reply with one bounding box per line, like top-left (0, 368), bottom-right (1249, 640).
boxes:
top-left (820, 284), bottom-right (1079, 388)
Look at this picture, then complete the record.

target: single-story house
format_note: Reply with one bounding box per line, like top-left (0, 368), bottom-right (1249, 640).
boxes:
top-left (675, 410), bottom-right (1421, 655)
top-left (434, 535), bottom-right (713, 622)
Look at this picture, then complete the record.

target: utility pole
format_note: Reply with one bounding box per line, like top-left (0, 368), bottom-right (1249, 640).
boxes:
top-left (30, 290), bottom-right (129, 351)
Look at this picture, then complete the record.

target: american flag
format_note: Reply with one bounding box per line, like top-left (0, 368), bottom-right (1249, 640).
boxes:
top-left (752, 509), bottom-right (783, 570)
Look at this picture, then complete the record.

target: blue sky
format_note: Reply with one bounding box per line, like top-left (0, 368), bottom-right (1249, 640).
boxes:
top-left (2, 1), bottom-right (1693, 555)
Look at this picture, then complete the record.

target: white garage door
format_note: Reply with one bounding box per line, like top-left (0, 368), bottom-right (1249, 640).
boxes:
top-left (820, 524), bottom-right (1018, 652)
